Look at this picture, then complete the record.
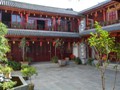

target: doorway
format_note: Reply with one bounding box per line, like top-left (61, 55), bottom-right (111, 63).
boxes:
top-left (67, 21), bottom-right (71, 32)
top-left (37, 20), bottom-right (45, 30)
top-left (2, 12), bottom-right (11, 27)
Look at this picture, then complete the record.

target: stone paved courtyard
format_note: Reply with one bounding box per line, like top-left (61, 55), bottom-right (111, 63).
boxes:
top-left (13, 62), bottom-right (120, 90)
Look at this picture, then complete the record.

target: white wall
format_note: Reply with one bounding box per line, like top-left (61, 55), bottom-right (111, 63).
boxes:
top-left (73, 44), bottom-right (78, 57)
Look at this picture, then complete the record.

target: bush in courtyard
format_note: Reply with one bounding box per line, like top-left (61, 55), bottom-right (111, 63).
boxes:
top-left (70, 54), bottom-right (76, 60)
top-left (88, 21), bottom-right (120, 90)
top-left (6, 60), bottom-right (21, 70)
top-left (74, 57), bottom-right (82, 64)
top-left (87, 58), bottom-right (94, 66)
top-left (0, 22), bottom-right (10, 62)
top-left (51, 56), bottom-right (58, 63)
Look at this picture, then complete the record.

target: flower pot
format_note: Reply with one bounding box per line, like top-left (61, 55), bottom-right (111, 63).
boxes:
top-left (28, 83), bottom-right (34, 90)
top-left (4, 73), bottom-right (12, 79)
top-left (58, 60), bottom-right (67, 66)
top-left (65, 57), bottom-right (69, 65)
top-left (23, 76), bottom-right (29, 80)
top-left (20, 61), bottom-right (29, 65)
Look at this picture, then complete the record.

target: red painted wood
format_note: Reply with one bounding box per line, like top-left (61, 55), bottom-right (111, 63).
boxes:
top-left (10, 41), bottom-right (22, 61)
top-left (27, 41), bottom-right (50, 62)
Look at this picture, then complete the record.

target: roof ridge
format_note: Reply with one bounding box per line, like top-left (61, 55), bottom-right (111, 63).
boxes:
top-left (1, 0), bottom-right (78, 13)
top-left (79, 0), bottom-right (112, 14)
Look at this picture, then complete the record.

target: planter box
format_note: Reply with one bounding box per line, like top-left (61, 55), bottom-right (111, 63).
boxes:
top-left (11, 75), bottom-right (29, 90)
top-left (58, 59), bottom-right (69, 66)
top-left (20, 61), bottom-right (29, 65)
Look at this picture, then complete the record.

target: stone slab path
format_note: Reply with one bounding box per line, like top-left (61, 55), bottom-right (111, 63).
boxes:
top-left (13, 62), bottom-right (120, 90)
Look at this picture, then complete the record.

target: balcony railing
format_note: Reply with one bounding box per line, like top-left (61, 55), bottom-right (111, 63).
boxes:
top-left (86, 19), bottom-right (120, 30)
top-left (2, 21), bottom-right (78, 33)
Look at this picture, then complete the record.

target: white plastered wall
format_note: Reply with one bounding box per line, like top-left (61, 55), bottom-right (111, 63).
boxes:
top-left (73, 44), bottom-right (78, 57)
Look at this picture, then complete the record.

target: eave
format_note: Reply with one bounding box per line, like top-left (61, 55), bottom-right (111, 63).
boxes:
top-left (80, 23), bottom-right (120, 36)
top-left (7, 29), bottom-right (80, 38)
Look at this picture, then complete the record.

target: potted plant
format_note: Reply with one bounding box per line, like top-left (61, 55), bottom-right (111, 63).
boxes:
top-left (2, 65), bottom-right (13, 79)
top-left (74, 57), bottom-right (82, 65)
top-left (86, 58), bottom-right (94, 66)
top-left (19, 37), bottom-right (29, 65)
top-left (54, 39), bottom-right (68, 66)
top-left (1, 80), bottom-right (16, 90)
top-left (51, 56), bottom-right (58, 63)
top-left (88, 21), bottom-right (118, 90)
top-left (21, 65), bottom-right (37, 90)
top-left (0, 23), bottom-right (29, 90)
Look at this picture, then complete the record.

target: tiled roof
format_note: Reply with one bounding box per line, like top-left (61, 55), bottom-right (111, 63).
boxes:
top-left (79, 0), bottom-right (112, 14)
top-left (0, 0), bottom-right (78, 16)
top-left (7, 29), bottom-right (80, 38)
top-left (80, 23), bottom-right (120, 36)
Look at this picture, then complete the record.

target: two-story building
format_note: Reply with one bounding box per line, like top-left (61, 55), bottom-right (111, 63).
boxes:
top-left (79, 0), bottom-right (120, 63)
top-left (0, 0), bottom-right (120, 63)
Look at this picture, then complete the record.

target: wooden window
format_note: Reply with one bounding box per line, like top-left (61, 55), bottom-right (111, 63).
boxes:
top-left (107, 11), bottom-right (117, 21)
top-left (12, 14), bottom-right (21, 23)
top-left (26, 18), bottom-right (36, 29)
top-left (11, 14), bottom-right (22, 28)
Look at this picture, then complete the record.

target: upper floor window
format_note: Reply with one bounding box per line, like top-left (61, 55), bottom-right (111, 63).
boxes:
top-left (107, 8), bottom-right (118, 21)
top-left (26, 17), bottom-right (36, 29)
top-left (79, 18), bottom-right (86, 32)
top-left (12, 14), bottom-right (21, 23)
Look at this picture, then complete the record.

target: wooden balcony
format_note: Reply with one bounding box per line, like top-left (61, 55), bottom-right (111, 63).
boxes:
top-left (2, 21), bottom-right (78, 33)
top-left (85, 19), bottom-right (120, 30)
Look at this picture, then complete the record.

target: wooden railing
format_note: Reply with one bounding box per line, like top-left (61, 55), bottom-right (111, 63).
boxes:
top-left (86, 19), bottom-right (120, 30)
top-left (2, 21), bottom-right (78, 33)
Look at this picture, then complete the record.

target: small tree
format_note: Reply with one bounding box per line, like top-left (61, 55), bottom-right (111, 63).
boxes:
top-left (21, 65), bottom-right (37, 90)
top-left (19, 37), bottom-right (28, 61)
top-left (0, 22), bottom-right (16, 90)
top-left (88, 22), bottom-right (115, 90)
top-left (0, 22), bottom-right (10, 62)
top-left (55, 38), bottom-right (64, 59)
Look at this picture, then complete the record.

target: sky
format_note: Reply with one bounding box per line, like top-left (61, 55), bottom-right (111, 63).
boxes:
top-left (12, 0), bottom-right (107, 11)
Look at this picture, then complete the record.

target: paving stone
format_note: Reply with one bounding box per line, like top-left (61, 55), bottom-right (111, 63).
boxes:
top-left (13, 62), bottom-right (120, 90)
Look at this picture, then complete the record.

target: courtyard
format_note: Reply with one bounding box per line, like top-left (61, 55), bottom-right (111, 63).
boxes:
top-left (13, 62), bottom-right (120, 90)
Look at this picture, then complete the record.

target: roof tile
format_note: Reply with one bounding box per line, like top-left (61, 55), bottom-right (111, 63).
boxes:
top-left (0, 0), bottom-right (78, 15)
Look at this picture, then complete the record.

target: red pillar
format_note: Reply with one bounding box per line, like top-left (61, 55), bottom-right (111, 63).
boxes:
top-left (103, 9), bottom-right (106, 21)
top-left (86, 15), bottom-right (88, 27)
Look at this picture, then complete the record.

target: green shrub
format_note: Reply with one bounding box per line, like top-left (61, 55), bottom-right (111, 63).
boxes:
top-left (51, 56), bottom-right (58, 63)
top-left (21, 64), bottom-right (30, 69)
top-left (21, 65), bottom-right (37, 83)
top-left (6, 60), bottom-right (21, 70)
top-left (25, 57), bottom-right (33, 63)
top-left (87, 58), bottom-right (94, 66)
top-left (2, 80), bottom-right (16, 90)
top-left (74, 57), bottom-right (82, 64)
top-left (21, 66), bottom-right (37, 77)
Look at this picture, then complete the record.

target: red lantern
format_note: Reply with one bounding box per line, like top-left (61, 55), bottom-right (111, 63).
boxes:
top-left (20, 13), bottom-right (23, 18)
top-left (40, 42), bottom-right (42, 46)
top-left (58, 17), bottom-right (61, 25)
top-left (68, 42), bottom-right (70, 50)
top-left (26, 13), bottom-right (28, 22)
top-left (53, 42), bottom-right (56, 46)
top-left (78, 19), bottom-right (80, 26)
top-left (26, 41), bottom-right (29, 46)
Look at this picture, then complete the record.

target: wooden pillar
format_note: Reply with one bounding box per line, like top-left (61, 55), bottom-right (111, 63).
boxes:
top-left (94, 11), bottom-right (98, 21)
top-left (45, 20), bottom-right (48, 30)
top-left (52, 17), bottom-right (56, 31)
top-left (103, 9), bottom-right (106, 21)
top-left (65, 18), bottom-right (67, 32)
top-left (86, 15), bottom-right (88, 26)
